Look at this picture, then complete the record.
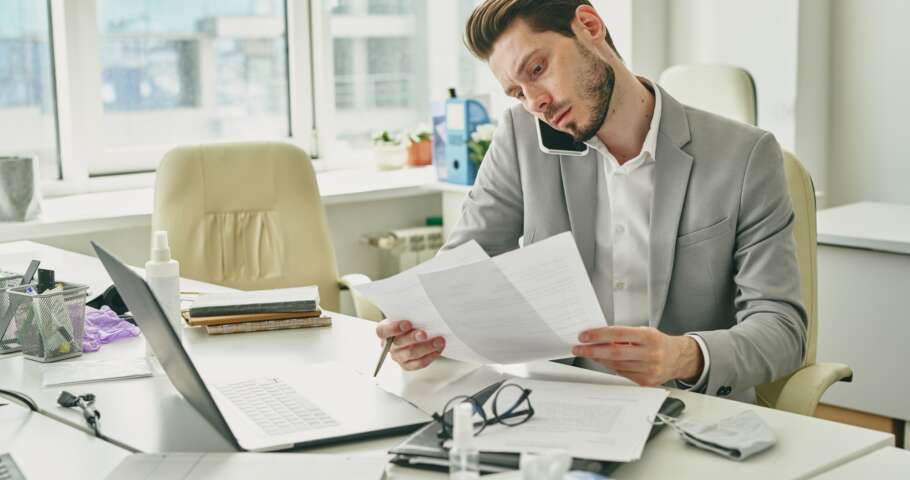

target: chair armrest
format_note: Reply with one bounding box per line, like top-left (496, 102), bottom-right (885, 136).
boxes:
top-left (775, 362), bottom-right (853, 416)
top-left (338, 273), bottom-right (384, 322)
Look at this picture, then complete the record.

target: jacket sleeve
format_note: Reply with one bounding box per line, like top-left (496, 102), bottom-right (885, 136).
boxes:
top-left (692, 132), bottom-right (808, 398)
top-left (441, 107), bottom-right (525, 257)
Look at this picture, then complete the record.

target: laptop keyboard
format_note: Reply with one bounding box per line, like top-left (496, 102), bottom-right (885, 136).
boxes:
top-left (217, 378), bottom-right (339, 437)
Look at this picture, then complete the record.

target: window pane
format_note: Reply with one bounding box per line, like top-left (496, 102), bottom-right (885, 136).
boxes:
top-left (97, 0), bottom-right (289, 172)
top-left (326, 0), bottom-right (488, 154)
top-left (0, 0), bottom-right (60, 181)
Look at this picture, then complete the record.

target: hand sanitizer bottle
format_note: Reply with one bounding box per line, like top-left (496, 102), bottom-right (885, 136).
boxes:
top-left (449, 402), bottom-right (480, 479)
top-left (144, 231), bottom-right (181, 355)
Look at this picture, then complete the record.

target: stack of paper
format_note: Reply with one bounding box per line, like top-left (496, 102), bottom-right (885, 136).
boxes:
top-left (354, 232), bottom-right (607, 364)
top-left (470, 378), bottom-right (669, 462)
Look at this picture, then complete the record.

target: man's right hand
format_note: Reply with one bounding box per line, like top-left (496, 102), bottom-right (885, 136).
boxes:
top-left (375, 319), bottom-right (446, 371)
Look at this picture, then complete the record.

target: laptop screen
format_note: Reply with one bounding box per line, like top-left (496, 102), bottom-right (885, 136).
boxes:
top-left (92, 242), bottom-right (237, 447)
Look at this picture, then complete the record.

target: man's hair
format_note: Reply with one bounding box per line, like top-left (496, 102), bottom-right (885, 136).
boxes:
top-left (464, 0), bottom-right (621, 61)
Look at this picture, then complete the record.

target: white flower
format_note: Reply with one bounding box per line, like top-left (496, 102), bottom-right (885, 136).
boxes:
top-left (471, 123), bottom-right (496, 142)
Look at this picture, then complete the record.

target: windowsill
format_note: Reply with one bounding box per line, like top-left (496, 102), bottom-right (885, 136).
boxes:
top-left (1, 166), bottom-right (445, 242)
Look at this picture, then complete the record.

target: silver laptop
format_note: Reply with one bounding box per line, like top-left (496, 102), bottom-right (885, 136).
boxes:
top-left (92, 242), bottom-right (429, 452)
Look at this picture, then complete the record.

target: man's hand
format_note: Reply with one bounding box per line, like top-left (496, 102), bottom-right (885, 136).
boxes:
top-left (375, 319), bottom-right (446, 371)
top-left (571, 326), bottom-right (703, 386)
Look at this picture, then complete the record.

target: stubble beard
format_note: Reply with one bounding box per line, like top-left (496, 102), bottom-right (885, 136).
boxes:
top-left (567, 42), bottom-right (616, 143)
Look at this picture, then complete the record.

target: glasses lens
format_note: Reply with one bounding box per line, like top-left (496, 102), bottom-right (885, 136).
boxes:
top-left (493, 384), bottom-right (533, 426)
top-left (440, 396), bottom-right (487, 437)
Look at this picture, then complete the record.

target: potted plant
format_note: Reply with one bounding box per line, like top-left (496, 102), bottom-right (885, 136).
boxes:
top-left (371, 130), bottom-right (405, 170)
top-left (406, 124), bottom-right (433, 167)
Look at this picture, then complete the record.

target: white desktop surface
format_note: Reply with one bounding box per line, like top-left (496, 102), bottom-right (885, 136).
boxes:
top-left (817, 201), bottom-right (910, 254)
top-left (0, 401), bottom-right (131, 479)
top-left (812, 447), bottom-right (910, 479)
top-left (0, 241), bottom-right (895, 479)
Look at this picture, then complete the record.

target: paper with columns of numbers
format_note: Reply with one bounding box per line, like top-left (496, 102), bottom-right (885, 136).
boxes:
top-left (355, 232), bottom-right (606, 364)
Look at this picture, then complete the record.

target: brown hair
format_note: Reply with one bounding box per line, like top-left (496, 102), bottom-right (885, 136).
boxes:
top-left (464, 0), bottom-right (620, 61)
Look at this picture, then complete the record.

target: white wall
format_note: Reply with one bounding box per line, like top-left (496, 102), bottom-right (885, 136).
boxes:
top-left (794, 0), bottom-right (832, 206)
top-left (827, 0), bottom-right (910, 207)
top-left (665, 0), bottom-right (800, 153)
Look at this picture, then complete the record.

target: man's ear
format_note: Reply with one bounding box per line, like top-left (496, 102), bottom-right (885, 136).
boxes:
top-left (573, 5), bottom-right (606, 43)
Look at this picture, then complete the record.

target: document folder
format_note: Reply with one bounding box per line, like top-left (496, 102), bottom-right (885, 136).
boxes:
top-left (389, 381), bottom-right (685, 476)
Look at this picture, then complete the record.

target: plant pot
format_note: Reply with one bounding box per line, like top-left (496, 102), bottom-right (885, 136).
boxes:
top-left (406, 139), bottom-right (433, 167)
top-left (373, 145), bottom-right (406, 170)
top-left (0, 156), bottom-right (42, 222)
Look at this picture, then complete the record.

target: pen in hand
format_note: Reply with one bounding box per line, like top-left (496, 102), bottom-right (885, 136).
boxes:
top-left (373, 336), bottom-right (395, 377)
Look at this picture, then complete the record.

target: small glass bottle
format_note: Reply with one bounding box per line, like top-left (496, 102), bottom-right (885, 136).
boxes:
top-left (449, 402), bottom-right (480, 480)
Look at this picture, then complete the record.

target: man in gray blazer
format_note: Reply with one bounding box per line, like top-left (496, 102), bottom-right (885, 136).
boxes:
top-left (376, 0), bottom-right (806, 401)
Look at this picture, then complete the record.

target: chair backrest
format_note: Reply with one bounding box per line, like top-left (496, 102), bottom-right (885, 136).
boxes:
top-left (658, 64), bottom-right (758, 125)
top-left (659, 64), bottom-right (817, 408)
top-left (152, 141), bottom-right (342, 311)
top-left (756, 150), bottom-right (818, 407)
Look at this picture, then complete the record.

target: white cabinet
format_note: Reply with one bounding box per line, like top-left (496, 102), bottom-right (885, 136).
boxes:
top-left (816, 202), bottom-right (910, 422)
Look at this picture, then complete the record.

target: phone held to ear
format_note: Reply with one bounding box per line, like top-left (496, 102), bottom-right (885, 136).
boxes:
top-left (536, 118), bottom-right (589, 156)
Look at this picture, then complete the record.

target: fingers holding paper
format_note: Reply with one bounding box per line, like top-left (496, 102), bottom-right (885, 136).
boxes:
top-left (375, 318), bottom-right (446, 371)
top-left (572, 326), bottom-right (703, 387)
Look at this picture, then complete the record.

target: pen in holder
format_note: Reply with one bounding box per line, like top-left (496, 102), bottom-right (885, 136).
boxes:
top-left (8, 281), bottom-right (89, 362)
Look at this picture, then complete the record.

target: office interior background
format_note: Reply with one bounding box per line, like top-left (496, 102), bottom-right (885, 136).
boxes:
top-left (1, 0), bottom-right (908, 446)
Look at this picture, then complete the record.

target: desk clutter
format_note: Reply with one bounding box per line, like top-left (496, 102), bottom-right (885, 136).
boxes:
top-left (182, 286), bottom-right (330, 335)
top-left (1, 264), bottom-right (91, 363)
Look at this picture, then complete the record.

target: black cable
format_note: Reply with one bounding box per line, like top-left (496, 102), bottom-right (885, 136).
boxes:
top-left (57, 391), bottom-right (102, 438)
top-left (0, 388), bottom-right (38, 411)
top-left (1, 387), bottom-right (140, 453)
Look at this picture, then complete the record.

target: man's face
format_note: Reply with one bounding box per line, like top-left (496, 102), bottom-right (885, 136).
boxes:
top-left (489, 19), bottom-right (615, 142)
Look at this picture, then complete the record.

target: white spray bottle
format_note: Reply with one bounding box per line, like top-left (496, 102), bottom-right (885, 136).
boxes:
top-left (144, 230), bottom-right (181, 355)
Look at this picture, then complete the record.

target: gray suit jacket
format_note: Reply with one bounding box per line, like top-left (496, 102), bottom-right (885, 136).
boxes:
top-left (443, 86), bottom-right (807, 401)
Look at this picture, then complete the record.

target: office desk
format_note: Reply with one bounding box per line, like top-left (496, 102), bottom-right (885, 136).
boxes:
top-left (812, 447), bottom-right (910, 479)
top-left (0, 401), bottom-right (130, 478)
top-left (816, 202), bottom-right (910, 432)
top-left (0, 241), bottom-right (895, 479)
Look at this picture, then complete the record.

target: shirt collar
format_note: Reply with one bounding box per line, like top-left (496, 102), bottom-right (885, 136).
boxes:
top-left (584, 77), bottom-right (663, 167)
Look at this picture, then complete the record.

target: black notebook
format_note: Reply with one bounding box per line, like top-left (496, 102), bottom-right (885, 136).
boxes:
top-left (188, 286), bottom-right (319, 317)
top-left (389, 381), bottom-right (685, 475)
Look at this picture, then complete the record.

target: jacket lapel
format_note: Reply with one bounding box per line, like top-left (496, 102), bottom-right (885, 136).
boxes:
top-left (559, 152), bottom-right (598, 275)
top-left (649, 87), bottom-right (694, 327)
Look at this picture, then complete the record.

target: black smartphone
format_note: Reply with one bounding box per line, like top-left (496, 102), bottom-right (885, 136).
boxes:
top-left (535, 118), bottom-right (589, 156)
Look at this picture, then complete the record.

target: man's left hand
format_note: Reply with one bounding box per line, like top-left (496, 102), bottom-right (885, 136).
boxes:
top-left (572, 326), bottom-right (704, 387)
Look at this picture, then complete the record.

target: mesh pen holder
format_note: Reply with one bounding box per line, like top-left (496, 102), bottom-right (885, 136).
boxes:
top-left (1, 271), bottom-right (26, 342)
top-left (8, 282), bottom-right (89, 362)
top-left (1, 271), bottom-right (23, 316)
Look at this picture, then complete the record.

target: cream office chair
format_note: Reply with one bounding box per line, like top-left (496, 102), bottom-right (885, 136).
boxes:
top-left (152, 141), bottom-right (383, 321)
top-left (659, 64), bottom-right (852, 416)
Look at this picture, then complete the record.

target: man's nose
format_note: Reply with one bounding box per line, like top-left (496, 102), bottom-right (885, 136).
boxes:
top-left (525, 88), bottom-right (551, 116)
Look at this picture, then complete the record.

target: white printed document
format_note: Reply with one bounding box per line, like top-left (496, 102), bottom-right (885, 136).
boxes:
top-left (353, 232), bottom-right (607, 364)
top-left (470, 379), bottom-right (669, 463)
top-left (42, 357), bottom-right (153, 387)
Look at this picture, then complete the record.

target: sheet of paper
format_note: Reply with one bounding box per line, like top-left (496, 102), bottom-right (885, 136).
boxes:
top-left (470, 379), bottom-right (669, 463)
top-left (42, 357), bottom-right (153, 387)
top-left (493, 232), bottom-right (608, 346)
top-left (418, 232), bottom-right (606, 364)
top-left (353, 240), bottom-right (492, 363)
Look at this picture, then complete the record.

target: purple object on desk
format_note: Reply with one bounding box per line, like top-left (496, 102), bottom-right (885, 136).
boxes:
top-left (82, 306), bottom-right (140, 352)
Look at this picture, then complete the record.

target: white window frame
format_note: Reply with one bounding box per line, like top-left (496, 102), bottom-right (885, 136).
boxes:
top-left (42, 0), bottom-right (317, 197)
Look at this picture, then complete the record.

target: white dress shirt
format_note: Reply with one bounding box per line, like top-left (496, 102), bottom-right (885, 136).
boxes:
top-left (584, 80), bottom-right (710, 390)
